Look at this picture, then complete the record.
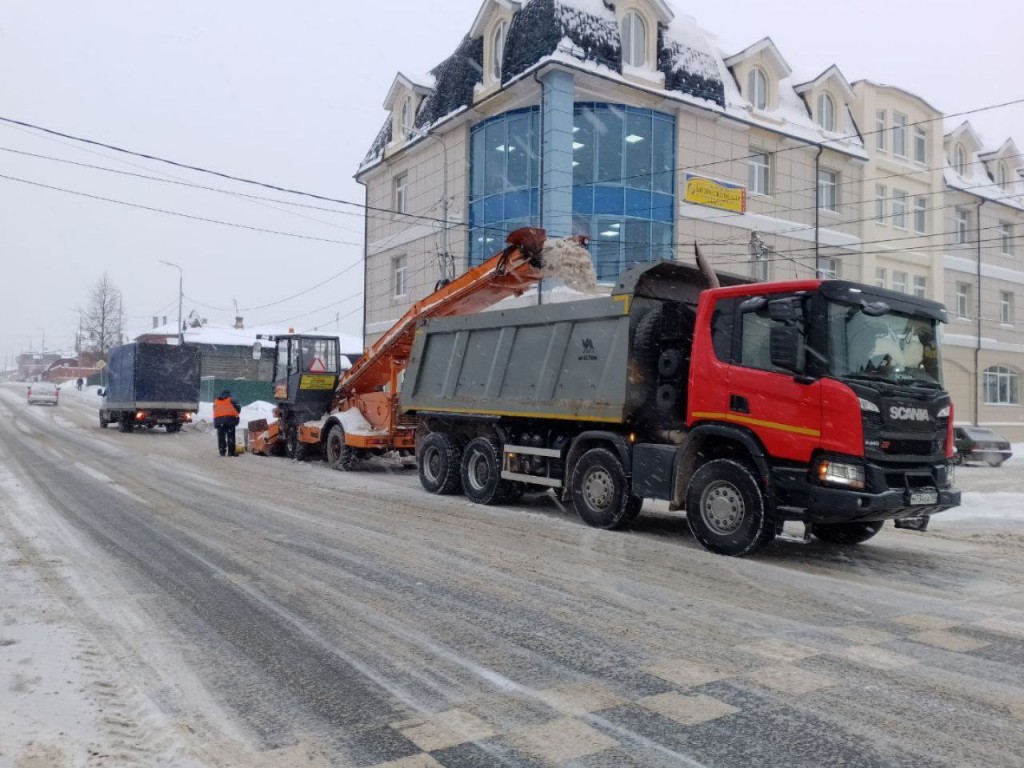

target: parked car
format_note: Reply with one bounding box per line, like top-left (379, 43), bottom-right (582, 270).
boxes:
top-left (953, 427), bottom-right (1012, 467)
top-left (27, 381), bottom-right (59, 406)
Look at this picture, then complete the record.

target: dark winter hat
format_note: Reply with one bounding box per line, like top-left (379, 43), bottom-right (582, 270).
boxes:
top-left (220, 389), bottom-right (232, 398)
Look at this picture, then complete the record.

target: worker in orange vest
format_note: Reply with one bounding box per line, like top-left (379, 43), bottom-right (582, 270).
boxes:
top-left (212, 389), bottom-right (241, 457)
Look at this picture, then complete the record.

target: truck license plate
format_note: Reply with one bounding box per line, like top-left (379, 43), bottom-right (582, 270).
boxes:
top-left (909, 491), bottom-right (938, 505)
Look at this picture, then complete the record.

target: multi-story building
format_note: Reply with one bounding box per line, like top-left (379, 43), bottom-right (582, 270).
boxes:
top-left (356, 0), bottom-right (865, 342)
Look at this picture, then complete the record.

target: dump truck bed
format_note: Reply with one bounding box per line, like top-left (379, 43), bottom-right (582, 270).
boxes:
top-left (401, 296), bottom-right (634, 423)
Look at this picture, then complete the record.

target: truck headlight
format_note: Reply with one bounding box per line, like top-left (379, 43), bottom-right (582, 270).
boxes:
top-left (817, 458), bottom-right (866, 490)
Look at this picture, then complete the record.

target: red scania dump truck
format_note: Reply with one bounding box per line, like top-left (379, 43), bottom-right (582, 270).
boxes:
top-left (401, 246), bottom-right (961, 556)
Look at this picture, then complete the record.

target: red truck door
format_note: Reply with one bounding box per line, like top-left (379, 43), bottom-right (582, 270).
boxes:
top-left (691, 294), bottom-right (822, 463)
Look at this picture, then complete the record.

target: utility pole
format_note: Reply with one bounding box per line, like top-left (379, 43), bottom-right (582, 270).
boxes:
top-left (159, 260), bottom-right (184, 345)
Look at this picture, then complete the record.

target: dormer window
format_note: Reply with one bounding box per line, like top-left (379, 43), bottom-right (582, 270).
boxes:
top-left (621, 11), bottom-right (647, 67)
top-left (747, 67), bottom-right (768, 110)
top-left (995, 161), bottom-right (1007, 189)
top-left (954, 144), bottom-right (967, 175)
top-left (400, 96), bottom-right (415, 140)
top-left (817, 92), bottom-right (836, 131)
top-left (491, 20), bottom-right (508, 81)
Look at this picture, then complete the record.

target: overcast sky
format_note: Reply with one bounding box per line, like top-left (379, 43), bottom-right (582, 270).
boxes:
top-left (2, 0), bottom-right (1021, 366)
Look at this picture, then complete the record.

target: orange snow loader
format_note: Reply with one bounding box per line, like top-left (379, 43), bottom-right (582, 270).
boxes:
top-left (248, 227), bottom-right (572, 468)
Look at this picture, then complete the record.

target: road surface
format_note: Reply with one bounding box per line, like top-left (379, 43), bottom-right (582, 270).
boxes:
top-left (1, 382), bottom-right (1022, 767)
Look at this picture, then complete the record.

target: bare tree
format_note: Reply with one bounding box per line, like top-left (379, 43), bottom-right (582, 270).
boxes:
top-left (81, 273), bottom-right (125, 359)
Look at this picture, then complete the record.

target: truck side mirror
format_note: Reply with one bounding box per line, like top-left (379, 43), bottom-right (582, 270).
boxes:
top-left (770, 325), bottom-right (801, 373)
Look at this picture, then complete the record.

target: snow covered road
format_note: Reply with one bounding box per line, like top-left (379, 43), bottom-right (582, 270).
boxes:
top-left (1, 382), bottom-right (1023, 767)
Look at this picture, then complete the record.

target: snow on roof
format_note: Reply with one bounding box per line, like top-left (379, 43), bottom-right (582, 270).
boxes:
top-left (944, 167), bottom-right (1024, 210)
top-left (134, 324), bottom-right (364, 354)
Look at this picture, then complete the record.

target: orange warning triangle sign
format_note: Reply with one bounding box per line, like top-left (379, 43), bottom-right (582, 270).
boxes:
top-left (309, 357), bottom-right (327, 373)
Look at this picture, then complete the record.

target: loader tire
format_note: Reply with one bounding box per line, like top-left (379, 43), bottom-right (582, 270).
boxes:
top-left (418, 432), bottom-right (463, 495)
top-left (285, 425), bottom-right (307, 461)
top-left (325, 424), bottom-right (357, 471)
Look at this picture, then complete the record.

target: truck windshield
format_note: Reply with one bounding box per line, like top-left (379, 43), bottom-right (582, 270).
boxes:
top-left (826, 301), bottom-right (943, 388)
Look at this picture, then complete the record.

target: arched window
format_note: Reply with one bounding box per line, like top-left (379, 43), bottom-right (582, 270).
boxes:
top-left (995, 161), bottom-right (1007, 189)
top-left (491, 20), bottom-right (507, 81)
top-left (954, 144), bottom-right (967, 175)
top-left (818, 92), bottom-right (836, 132)
top-left (984, 365), bottom-right (1019, 404)
top-left (400, 96), bottom-right (414, 139)
top-left (747, 67), bottom-right (767, 110)
top-left (621, 11), bottom-right (647, 67)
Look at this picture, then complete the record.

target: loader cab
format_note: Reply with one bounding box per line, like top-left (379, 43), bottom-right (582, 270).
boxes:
top-left (272, 335), bottom-right (341, 419)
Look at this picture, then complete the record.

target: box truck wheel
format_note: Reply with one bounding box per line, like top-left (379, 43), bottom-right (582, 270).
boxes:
top-left (461, 437), bottom-right (513, 505)
top-left (685, 459), bottom-right (774, 556)
top-left (812, 521), bottom-right (883, 545)
top-left (119, 418), bottom-right (133, 433)
top-left (571, 447), bottom-right (642, 530)
top-left (99, 412), bottom-right (109, 429)
top-left (166, 423), bottom-right (181, 434)
top-left (325, 425), bottom-right (356, 471)
top-left (419, 432), bottom-right (463, 494)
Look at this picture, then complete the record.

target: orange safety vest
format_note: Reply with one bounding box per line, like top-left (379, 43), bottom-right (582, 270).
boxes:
top-left (213, 397), bottom-right (239, 419)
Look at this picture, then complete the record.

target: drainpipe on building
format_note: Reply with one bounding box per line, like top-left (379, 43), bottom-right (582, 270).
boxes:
top-left (533, 71), bottom-right (546, 305)
top-left (814, 145), bottom-right (824, 277)
top-left (974, 199), bottom-right (984, 426)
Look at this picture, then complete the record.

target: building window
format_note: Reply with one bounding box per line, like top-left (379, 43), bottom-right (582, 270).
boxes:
top-left (892, 189), bottom-right (908, 230)
top-left (892, 113), bottom-right (907, 158)
top-left (394, 173), bottom-right (408, 214)
top-left (491, 20), bottom-right (508, 81)
top-left (912, 275), bottom-right (927, 298)
top-left (955, 208), bottom-right (969, 244)
top-left (913, 126), bottom-right (927, 165)
top-left (818, 169), bottom-right (838, 211)
top-left (393, 254), bottom-right (407, 297)
top-left (875, 267), bottom-right (887, 288)
top-left (956, 282), bottom-right (971, 318)
top-left (1001, 291), bottom-right (1015, 324)
top-left (400, 97), bottom-right (415, 140)
top-left (875, 185), bottom-right (887, 224)
top-left (875, 110), bottom-right (887, 151)
top-left (995, 161), bottom-right (1007, 189)
top-left (749, 152), bottom-right (770, 195)
top-left (818, 92), bottom-right (836, 131)
top-left (747, 67), bottom-right (768, 110)
top-left (621, 11), bottom-right (647, 68)
top-left (818, 257), bottom-right (838, 279)
top-left (892, 271), bottom-right (908, 294)
top-left (1001, 222), bottom-right (1013, 254)
top-left (984, 366), bottom-right (1019, 405)
top-left (913, 197), bottom-right (927, 234)
top-left (954, 144), bottom-right (967, 175)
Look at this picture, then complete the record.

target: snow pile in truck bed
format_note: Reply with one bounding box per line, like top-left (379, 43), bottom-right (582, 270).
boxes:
top-left (541, 236), bottom-right (599, 293)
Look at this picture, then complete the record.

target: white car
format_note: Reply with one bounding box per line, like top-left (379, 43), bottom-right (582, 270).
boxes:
top-left (27, 381), bottom-right (59, 406)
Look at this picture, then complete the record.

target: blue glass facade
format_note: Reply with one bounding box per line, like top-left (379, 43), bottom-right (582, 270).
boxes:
top-left (468, 103), bottom-right (676, 280)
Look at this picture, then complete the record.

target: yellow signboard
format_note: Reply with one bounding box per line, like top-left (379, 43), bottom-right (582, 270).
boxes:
top-left (299, 374), bottom-right (336, 391)
top-left (684, 173), bottom-right (746, 213)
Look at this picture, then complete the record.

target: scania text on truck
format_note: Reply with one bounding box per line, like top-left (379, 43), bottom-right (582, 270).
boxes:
top-left (402, 254), bottom-right (961, 556)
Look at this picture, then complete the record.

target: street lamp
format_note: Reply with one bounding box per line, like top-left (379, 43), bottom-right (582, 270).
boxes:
top-left (159, 260), bottom-right (184, 345)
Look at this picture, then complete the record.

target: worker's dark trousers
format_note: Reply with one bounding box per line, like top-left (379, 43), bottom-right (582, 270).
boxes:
top-left (217, 424), bottom-right (236, 456)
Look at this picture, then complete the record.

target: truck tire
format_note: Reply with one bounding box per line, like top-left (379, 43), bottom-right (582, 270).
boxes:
top-left (119, 418), bottom-right (133, 433)
top-left (99, 412), bottom-right (109, 429)
top-left (166, 423), bottom-right (181, 434)
top-left (813, 520), bottom-right (884, 545)
top-left (685, 459), bottom-right (774, 556)
top-left (570, 447), bottom-right (641, 530)
top-left (461, 437), bottom-right (512, 505)
top-left (418, 432), bottom-right (463, 494)
top-left (325, 424), bottom-right (356, 471)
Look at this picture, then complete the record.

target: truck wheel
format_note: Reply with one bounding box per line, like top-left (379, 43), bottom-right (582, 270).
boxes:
top-left (166, 423), bottom-right (181, 434)
top-left (419, 432), bottom-right (463, 494)
top-left (570, 447), bottom-right (639, 530)
top-left (119, 419), bottom-right (133, 433)
top-left (813, 520), bottom-right (884, 545)
top-left (325, 425), bottom-right (356, 471)
top-left (99, 412), bottom-right (109, 429)
top-left (685, 459), bottom-right (774, 556)
top-left (285, 425), bottom-right (307, 461)
top-left (461, 437), bottom-right (512, 505)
